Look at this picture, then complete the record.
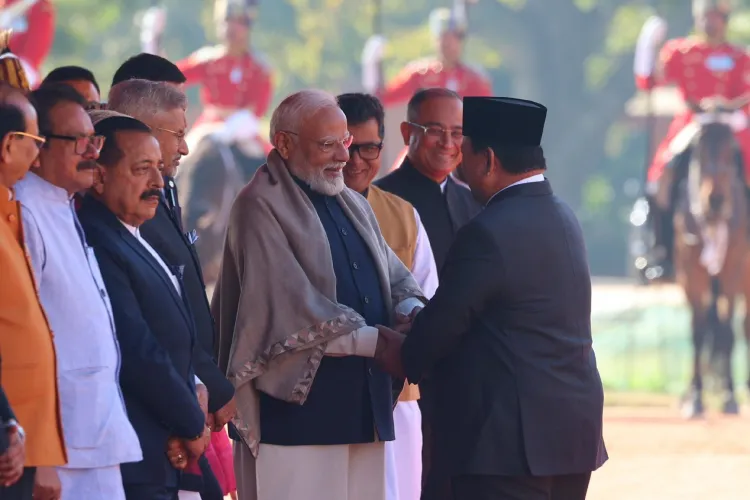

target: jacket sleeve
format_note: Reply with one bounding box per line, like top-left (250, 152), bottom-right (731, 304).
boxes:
top-left (401, 221), bottom-right (502, 384)
top-left (193, 341), bottom-right (235, 413)
top-left (95, 249), bottom-right (206, 439)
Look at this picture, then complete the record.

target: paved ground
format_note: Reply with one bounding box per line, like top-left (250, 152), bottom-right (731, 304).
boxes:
top-left (588, 405), bottom-right (750, 500)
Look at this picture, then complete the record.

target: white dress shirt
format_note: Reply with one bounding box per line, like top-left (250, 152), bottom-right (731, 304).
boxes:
top-left (16, 172), bottom-right (142, 469)
top-left (486, 174), bottom-right (546, 206)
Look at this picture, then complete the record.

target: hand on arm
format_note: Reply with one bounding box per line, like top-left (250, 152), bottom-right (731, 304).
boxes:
top-left (33, 467), bottom-right (61, 500)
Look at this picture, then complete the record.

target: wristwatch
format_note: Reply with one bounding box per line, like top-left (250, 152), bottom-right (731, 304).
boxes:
top-left (6, 419), bottom-right (24, 441)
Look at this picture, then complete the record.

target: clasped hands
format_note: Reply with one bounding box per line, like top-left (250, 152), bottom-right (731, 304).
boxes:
top-left (373, 306), bottom-right (422, 379)
top-left (166, 385), bottom-right (238, 470)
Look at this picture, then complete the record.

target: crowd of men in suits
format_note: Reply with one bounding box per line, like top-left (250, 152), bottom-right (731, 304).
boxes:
top-left (0, 47), bottom-right (607, 500)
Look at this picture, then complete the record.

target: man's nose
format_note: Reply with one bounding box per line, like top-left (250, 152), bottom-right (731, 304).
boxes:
top-left (334, 143), bottom-right (350, 163)
top-left (152, 168), bottom-right (165, 188)
top-left (179, 137), bottom-right (189, 156)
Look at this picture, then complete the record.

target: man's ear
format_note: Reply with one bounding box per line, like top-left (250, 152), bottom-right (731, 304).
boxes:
top-left (399, 121), bottom-right (411, 146)
top-left (91, 164), bottom-right (106, 195)
top-left (485, 148), bottom-right (496, 176)
top-left (274, 132), bottom-right (292, 160)
top-left (0, 133), bottom-right (14, 166)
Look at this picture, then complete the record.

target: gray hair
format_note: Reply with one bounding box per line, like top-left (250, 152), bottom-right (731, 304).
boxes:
top-left (269, 89), bottom-right (338, 143)
top-left (107, 78), bottom-right (187, 120)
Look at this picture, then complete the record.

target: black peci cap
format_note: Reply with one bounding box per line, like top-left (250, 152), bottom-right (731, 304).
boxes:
top-left (463, 97), bottom-right (547, 147)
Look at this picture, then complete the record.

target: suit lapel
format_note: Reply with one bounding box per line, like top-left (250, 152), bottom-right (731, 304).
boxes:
top-left (117, 228), bottom-right (193, 329)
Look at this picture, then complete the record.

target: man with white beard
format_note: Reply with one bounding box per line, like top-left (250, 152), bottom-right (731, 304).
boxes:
top-left (211, 89), bottom-right (426, 500)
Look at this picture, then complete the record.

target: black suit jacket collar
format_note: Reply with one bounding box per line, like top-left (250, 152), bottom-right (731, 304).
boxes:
top-left (487, 179), bottom-right (552, 207)
top-left (79, 196), bottom-right (192, 328)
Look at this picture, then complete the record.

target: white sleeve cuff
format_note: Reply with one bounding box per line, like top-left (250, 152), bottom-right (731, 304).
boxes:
top-left (324, 326), bottom-right (379, 357)
top-left (395, 297), bottom-right (424, 316)
top-left (194, 375), bottom-right (204, 386)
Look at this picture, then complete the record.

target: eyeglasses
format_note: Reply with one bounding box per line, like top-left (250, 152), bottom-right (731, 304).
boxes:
top-left (10, 131), bottom-right (46, 149)
top-left (349, 142), bottom-right (383, 160)
top-left (156, 127), bottom-right (187, 143)
top-left (283, 130), bottom-right (354, 153)
top-left (406, 122), bottom-right (464, 142)
top-left (44, 133), bottom-right (105, 155)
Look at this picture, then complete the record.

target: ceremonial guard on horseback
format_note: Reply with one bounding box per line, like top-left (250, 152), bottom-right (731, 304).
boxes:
top-left (634, 0), bottom-right (750, 281)
top-left (635, 0), bottom-right (750, 418)
top-left (142, 0), bottom-right (273, 283)
top-left (0, 0), bottom-right (54, 87)
top-left (361, 1), bottom-right (492, 173)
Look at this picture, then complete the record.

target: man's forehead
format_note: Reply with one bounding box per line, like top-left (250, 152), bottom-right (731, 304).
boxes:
top-left (416, 96), bottom-right (463, 124)
top-left (154, 107), bottom-right (187, 128)
top-left (302, 106), bottom-right (347, 135)
top-left (51, 102), bottom-right (94, 133)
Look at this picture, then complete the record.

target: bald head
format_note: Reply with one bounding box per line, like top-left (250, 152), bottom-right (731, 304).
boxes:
top-left (269, 89), bottom-right (339, 144)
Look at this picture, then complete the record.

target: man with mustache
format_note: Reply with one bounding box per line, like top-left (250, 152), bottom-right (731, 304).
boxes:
top-left (212, 89), bottom-right (426, 500)
top-left (375, 87), bottom-right (481, 500)
top-left (337, 92), bottom-right (438, 500)
top-left (0, 82), bottom-right (66, 500)
top-left (108, 77), bottom-right (234, 500)
top-left (14, 84), bottom-right (142, 500)
top-left (78, 110), bottom-right (211, 500)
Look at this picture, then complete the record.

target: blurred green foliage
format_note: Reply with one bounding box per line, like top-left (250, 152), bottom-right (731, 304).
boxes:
top-left (44, 0), bottom-right (750, 275)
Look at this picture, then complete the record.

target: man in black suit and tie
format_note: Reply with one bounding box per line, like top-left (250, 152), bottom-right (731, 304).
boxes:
top-left (78, 111), bottom-right (210, 500)
top-left (375, 97), bottom-right (607, 500)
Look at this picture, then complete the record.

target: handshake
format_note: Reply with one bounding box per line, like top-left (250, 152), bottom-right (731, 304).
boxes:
top-left (373, 306), bottom-right (422, 379)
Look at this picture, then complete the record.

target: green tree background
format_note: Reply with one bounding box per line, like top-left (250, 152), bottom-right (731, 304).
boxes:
top-left (45, 0), bottom-right (750, 275)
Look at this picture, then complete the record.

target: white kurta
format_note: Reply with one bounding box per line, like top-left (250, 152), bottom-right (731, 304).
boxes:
top-left (385, 209), bottom-right (438, 500)
top-left (15, 173), bottom-right (141, 500)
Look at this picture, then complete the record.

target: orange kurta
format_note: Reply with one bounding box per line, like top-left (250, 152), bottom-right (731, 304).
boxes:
top-left (0, 185), bottom-right (66, 467)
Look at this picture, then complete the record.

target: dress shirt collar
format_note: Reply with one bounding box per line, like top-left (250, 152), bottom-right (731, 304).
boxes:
top-left (20, 172), bottom-right (73, 204)
top-left (119, 220), bottom-right (140, 237)
top-left (486, 173), bottom-right (546, 206)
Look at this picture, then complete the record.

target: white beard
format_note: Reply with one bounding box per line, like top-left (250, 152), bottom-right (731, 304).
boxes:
top-left (292, 162), bottom-right (346, 196)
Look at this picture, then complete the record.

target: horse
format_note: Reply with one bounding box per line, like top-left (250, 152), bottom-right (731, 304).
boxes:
top-left (673, 118), bottom-right (749, 418)
top-left (176, 131), bottom-right (266, 285)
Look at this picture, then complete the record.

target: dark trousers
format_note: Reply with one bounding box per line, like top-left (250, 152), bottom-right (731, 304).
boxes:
top-left (0, 467), bottom-right (35, 500)
top-left (124, 484), bottom-right (179, 500)
top-left (452, 473), bottom-right (592, 500)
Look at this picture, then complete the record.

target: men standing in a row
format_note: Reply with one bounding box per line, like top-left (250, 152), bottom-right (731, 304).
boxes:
top-left (376, 96), bottom-right (608, 500)
top-left (0, 84), bottom-right (67, 500)
top-left (15, 84), bottom-right (142, 500)
top-left (212, 89), bottom-right (425, 500)
top-left (376, 88), bottom-right (480, 499)
top-left (337, 92), bottom-right (438, 500)
top-left (107, 78), bottom-right (236, 499)
top-left (107, 78), bottom-right (237, 425)
top-left (78, 110), bottom-right (211, 499)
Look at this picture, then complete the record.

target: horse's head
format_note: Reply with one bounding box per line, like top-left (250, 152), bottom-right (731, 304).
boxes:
top-left (689, 122), bottom-right (739, 223)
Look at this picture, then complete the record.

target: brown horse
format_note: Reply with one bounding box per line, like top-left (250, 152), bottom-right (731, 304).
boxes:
top-left (673, 121), bottom-right (748, 418)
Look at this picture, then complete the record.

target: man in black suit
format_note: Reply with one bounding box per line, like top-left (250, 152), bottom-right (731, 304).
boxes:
top-left (78, 111), bottom-right (210, 500)
top-left (107, 78), bottom-right (236, 428)
top-left (375, 97), bottom-right (607, 500)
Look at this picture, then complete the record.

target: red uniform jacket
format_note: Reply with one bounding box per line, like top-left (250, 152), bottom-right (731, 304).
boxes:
top-left (6, 0), bottom-right (54, 71)
top-left (636, 37), bottom-right (750, 182)
top-left (379, 58), bottom-right (492, 107)
top-left (177, 45), bottom-right (273, 125)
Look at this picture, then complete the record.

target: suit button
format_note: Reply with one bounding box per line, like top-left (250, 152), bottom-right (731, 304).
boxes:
top-left (341, 228), bottom-right (348, 236)
top-left (7, 214), bottom-right (16, 222)
top-left (352, 262), bottom-right (359, 270)
top-left (363, 296), bottom-right (370, 304)
top-left (368, 368), bottom-right (373, 375)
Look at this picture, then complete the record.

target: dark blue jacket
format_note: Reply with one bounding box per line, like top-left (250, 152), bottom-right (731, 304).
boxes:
top-left (78, 196), bottom-right (206, 489)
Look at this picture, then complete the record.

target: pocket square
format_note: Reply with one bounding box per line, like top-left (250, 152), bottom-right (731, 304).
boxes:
top-left (186, 229), bottom-right (199, 245)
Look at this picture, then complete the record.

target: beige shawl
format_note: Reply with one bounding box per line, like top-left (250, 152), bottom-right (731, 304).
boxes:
top-left (211, 149), bottom-right (423, 458)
